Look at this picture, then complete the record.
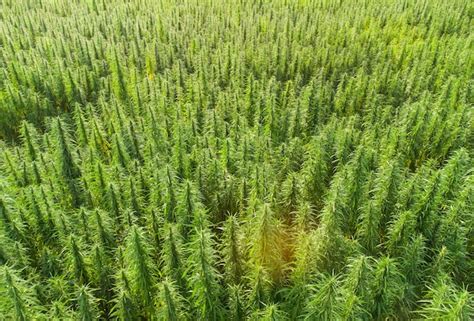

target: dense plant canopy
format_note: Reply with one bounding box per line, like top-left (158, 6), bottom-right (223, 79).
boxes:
top-left (0, 0), bottom-right (473, 319)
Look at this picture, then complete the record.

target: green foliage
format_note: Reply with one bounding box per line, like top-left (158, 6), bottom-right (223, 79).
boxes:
top-left (155, 279), bottom-right (185, 321)
top-left (186, 219), bottom-right (224, 320)
top-left (76, 285), bottom-right (99, 321)
top-left (418, 274), bottom-right (474, 320)
top-left (124, 226), bottom-right (155, 316)
top-left (1, 267), bottom-right (41, 320)
top-left (0, 0), bottom-right (472, 319)
top-left (370, 256), bottom-right (405, 319)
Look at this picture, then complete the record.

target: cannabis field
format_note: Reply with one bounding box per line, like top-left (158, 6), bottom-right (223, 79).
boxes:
top-left (0, 0), bottom-right (473, 319)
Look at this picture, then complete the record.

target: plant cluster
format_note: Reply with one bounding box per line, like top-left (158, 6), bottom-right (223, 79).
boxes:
top-left (0, 0), bottom-right (473, 320)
